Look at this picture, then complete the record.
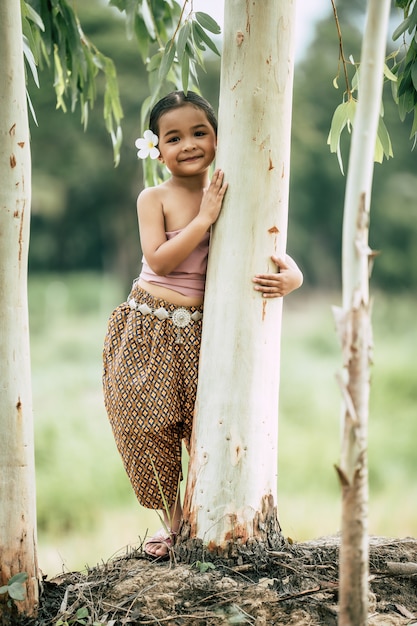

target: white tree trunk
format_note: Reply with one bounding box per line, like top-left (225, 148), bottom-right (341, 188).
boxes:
top-left (183, 0), bottom-right (296, 548)
top-left (0, 0), bottom-right (39, 616)
top-left (333, 0), bottom-right (391, 623)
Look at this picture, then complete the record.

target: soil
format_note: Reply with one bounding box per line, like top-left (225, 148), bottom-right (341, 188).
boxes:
top-left (5, 535), bottom-right (417, 625)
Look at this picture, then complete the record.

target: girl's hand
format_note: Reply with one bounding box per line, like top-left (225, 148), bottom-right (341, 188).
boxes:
top-left (199, 169), bottom-right (228, 226)
top-left (253, 255), bottom-right (303, 298)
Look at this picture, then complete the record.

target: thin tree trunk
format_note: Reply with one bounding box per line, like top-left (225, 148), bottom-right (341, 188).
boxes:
top-left (182, 0), bottom-right (296, 549)
top-left (0, 0), bottom-right (39, 617)
top-left (333, 0), bottom-right (391, 623)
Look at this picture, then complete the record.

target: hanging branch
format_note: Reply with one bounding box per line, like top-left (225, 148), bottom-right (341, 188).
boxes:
top-left (327, 0), bottom-right (393, 173)
top-left (330, 0), bottom-right (352, 99)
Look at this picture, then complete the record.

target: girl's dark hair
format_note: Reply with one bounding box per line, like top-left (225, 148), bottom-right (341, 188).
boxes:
top-left (149, 91), bottom-right (218, 136)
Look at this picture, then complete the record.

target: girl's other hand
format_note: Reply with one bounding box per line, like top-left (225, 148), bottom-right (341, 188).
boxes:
top-left (199, 169), bottom-right (228, 226)
top-left (253, 254), bottom-right (303, 298)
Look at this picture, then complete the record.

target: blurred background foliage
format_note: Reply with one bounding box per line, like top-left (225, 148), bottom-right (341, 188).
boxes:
top-left (27, 0), bottom-right (417, 576)
top-left (28, 0), bottom-right (417, 290)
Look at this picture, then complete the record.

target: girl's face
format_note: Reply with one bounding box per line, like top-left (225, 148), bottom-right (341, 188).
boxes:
top-left (157, 103), bottom-right (217, 177)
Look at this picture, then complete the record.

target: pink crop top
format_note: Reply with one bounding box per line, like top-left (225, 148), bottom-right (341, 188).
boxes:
top-left (139, 229), bottom-right (210, 297)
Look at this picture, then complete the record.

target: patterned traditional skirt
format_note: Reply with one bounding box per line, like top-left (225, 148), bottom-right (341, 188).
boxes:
top-left (102, 282), bottom-right (203, 509)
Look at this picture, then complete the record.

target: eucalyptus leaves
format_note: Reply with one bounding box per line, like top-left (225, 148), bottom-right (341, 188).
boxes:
top-left (328, 0), bottom-right (417, 173)
top-left (132, 6), bottom-right (221, 186)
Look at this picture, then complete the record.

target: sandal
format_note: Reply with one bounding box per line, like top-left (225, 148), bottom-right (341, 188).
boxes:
top-left (144, 529), bottom-right (177, 560)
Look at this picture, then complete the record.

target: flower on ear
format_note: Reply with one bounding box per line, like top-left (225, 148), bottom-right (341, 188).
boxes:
top-left (135, 130), bottom-right (160, 159)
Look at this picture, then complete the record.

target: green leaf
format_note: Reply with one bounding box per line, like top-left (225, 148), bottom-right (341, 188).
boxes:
top-left (188, 52), bottom-right (200, 86)
top-left (8, 573), bottom-right (28, 585)
top-left (192, 21), bottom-right (220, 56)
top-left (351, 67), bottom-right (359, 94)
top-left (397, 68), bottom-right (412, 98)
top-left (411, 61), bottom-right (417, 91)
top-left (7, 582), bottom-right (26, 602)
top-left (195, 12), bottom-right (221, 34)
top-left (409, 102), bottom-right (417, 138)
top-left (23, 35), bottom-right (40, 87)
top-left (384, 63), bottom-right (398, 82)
top-left (194, 560), bottom-right (215, 573)
top-left (327, 99), bottom-right (356, 174)
top-left (399, 85), bottom-right (417, 118)
top-left (147, 51), bottom-right (163, 73)
top-left (327, 101), bottom-right (353, 152)
top-left (375, 116), bottom-right (393, 162)
top-left (395, 0), bottom-right (413, 9)
top-left (53, 45), bottom-right (67, 111)
top-left (140, 0), bottom-right (157, 40)
top-left (398, 90), bottom-right (411, 119)
top-left (407, 0), bottom-right (417, 32)
top-left (393, 15), bottom-right (412, 40)
top-left (176, 21), bottom-right (191, 62)
top-left (188, 31), bottom-right (205, 69)
top-left (124, 0), bottom-right (140, 40)
top-left (148, 70), bottom-right (163, 101)
top-left (141, 94), bottom-right (153, 129)
top-left (23, 2), bottom-right (45, 31)
top-left (0, 585), bottom-right (8, 595)
top-left (110, 126), bottom-right (123, 167)
top-left (192, 23), bottom-right (207, 51)
top-left (159, 38), bottom-right (176, 81)
top-left (109, 0), bottom-right (125, 10)
top-left (181, 51), bottom-right (190, 93)
top-left (76, 607), bottom-right (89, 619)
top-left (134, 15), bottom-right (151, 61)
top-left (27, 87), bottom-right (39, 126)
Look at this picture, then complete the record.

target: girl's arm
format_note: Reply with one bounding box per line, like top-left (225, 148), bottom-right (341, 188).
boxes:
top-left (138, 170), bottom-right (227, 276)
top-left (252, 254), bottom-right (303, 298)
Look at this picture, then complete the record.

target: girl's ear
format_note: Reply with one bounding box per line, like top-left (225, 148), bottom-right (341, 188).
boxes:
top-left (158, 154), bottom-right (165, 164)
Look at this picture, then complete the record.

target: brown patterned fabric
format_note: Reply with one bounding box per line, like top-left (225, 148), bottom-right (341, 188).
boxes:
top-left (102, 284), bottom-right (203, 509)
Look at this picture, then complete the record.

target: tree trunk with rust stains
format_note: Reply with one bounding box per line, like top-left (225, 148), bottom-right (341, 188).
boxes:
top-left (0, 0), bottom-right (39, 617)
top-left (332, 0), bottom-right (391, 623)
top-left (181, 0), bottom-right (296, 551)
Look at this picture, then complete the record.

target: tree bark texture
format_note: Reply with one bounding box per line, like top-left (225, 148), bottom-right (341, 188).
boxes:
top-left (183, 0), bottom-right (296, 550)
top-left (0, 0), bottom-right (39, 617)
top-left (333, 0), bottom-right (391, 624)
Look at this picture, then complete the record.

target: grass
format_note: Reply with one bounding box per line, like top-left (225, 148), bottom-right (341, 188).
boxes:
top-left (28, 274), bottom-right (417, 577)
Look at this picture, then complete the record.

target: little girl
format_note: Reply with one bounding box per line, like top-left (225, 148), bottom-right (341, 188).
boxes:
top-left (103, 91), bottom-right (303, 558)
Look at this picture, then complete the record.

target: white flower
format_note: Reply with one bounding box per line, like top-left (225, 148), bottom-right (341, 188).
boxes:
top-left (135, 130), bottom-right (160, 159)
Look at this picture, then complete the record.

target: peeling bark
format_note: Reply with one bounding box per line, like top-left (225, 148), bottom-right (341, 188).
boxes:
top-left (336, 298), bottom-right (372, 625)
top-left (334, 1), bottom-right (391, 624)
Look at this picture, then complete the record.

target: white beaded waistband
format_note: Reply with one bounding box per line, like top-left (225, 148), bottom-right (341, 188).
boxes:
top-left (128, 298), bottom-right (202, 343)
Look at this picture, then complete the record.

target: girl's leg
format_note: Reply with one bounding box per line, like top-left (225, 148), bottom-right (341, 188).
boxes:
top-left (103, 286), bottom-right (202, 557)
top-left (144, 498), bottom-right (182, 557)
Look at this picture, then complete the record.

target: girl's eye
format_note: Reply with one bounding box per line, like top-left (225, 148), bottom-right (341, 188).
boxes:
top-left (195, 131), bottom-right (206, 137)
top-left (167, 136), bottom-right (180, 143)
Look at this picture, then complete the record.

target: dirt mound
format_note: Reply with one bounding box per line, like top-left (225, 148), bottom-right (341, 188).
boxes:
top-left (11, 536), bottom-right (417, 625)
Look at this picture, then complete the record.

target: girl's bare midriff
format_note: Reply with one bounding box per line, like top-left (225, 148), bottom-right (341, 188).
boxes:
top-left (138, 278), bottom-right (204, 307)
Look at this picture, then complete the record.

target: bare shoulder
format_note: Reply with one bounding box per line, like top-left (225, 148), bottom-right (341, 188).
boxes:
top-left (137, 184), bottom-right (163, 206)
top-left (137, 184), bottom-right (165, 218)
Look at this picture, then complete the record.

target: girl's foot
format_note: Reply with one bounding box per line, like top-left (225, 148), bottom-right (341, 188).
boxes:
top-left (144, 528), bottom-right (177, 559)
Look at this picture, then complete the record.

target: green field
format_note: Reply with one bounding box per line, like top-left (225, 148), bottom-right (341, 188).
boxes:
top-left (28, 273), bottom-right (417, 577)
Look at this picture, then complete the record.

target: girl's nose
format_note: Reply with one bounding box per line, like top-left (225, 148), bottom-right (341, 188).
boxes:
top-left (183, 137), bottom-right (196, 151)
